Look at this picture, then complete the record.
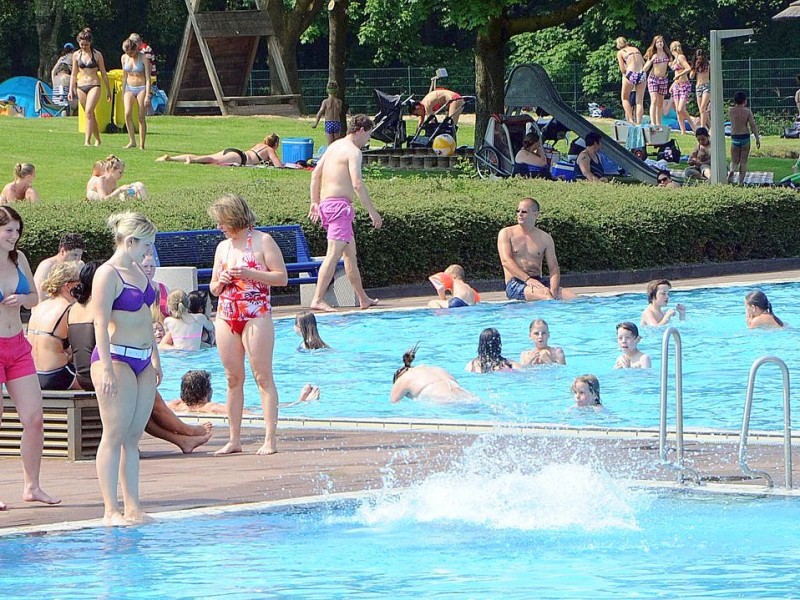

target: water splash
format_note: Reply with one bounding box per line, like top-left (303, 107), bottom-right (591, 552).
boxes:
top-left (355, 436), bottom-right (649, 532)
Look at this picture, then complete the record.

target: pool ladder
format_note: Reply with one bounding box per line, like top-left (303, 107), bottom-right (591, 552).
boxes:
top-left (738, 356), bottom-right (792, 489)
top-left (659, 327), bottom-right (701, 484)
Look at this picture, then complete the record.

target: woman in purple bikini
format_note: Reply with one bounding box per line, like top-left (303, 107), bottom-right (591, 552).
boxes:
top-left (669, 40), bottom-right (696, 135)
top-left (615, 37), bottom-right (646, 124)
top-left (90, 211), bottom-right (160, 526)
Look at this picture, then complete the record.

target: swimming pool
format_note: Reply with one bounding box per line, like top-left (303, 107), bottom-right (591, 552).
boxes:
top-left (3, 441), bottom-right (800, 598)
top-left (159, 281), bottom-right (800, 431)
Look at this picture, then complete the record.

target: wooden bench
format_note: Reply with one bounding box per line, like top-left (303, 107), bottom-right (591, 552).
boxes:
top-left (1, 391), bottom-right (101, 461)
top-left (154, 224), bottom-right (339, 292)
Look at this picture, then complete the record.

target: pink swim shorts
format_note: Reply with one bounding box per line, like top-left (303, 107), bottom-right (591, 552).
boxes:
top-left (319, 197), bottom-right (355, 243)
top-left (0, 330), bottom-right (36, 384)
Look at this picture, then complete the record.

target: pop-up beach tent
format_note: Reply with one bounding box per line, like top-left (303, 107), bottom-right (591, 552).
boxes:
top-left (0, 76), bottom-right (55, 118)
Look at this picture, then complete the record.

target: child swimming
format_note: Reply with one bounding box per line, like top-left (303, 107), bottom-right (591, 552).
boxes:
top-left (428, 264), bottom-right (480, 309)
top-left (572, 374), bottom-right (602, 409)
top-left (295, 310), bottom-right (330, 350)
top-left (465, 328), bottom-right (521, 373)
top-left (519, 318), bottom-right (566, 365)
top-left (614, 321), bottom-right (651, 369)
top-left (745, 290), bottom-right (784, 329)
top-left (641, 279), bottom-right (685, 326)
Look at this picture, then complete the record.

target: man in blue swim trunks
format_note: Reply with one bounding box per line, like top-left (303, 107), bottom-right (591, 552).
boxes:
top-left (497, 197), bottom-right (573, 301)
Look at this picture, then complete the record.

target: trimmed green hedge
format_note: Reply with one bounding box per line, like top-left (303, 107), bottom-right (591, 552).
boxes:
top-left (13, 176), bottom-right (800, 288)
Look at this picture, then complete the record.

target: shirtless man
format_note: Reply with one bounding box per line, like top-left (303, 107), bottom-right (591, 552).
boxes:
top-left (308, 114), bottom-right (382, 312)
top-left (408, 88), bottom-right (465, 128)
top-left (33, 233), bottom-right (85, 301)
top-left (497, 197), bottom-right (573, 301)
top-left (390, 346), bottom-right (475, 404)
top-left (728, 91), bottom-right (761, 186)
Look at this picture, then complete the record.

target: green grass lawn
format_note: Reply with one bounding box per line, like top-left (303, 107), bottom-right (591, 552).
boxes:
top-left (0, 113), bottom-right (793, 203)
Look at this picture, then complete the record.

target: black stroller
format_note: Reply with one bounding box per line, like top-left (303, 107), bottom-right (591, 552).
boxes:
top-left (370, 89), bottom-right (412, 148)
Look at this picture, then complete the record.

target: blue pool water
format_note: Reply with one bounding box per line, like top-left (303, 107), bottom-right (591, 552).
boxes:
top-left (3, 441), bottom-right (800, 598)
top-left (159, 281), bottom-right (799, 430)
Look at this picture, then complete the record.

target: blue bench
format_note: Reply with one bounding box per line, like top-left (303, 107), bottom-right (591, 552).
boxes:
top-left (154, 224), bottom-right (329, 291)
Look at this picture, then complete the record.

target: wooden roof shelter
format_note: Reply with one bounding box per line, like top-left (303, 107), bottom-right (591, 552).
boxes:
top-left (168, 0), bottom-right (300, 116)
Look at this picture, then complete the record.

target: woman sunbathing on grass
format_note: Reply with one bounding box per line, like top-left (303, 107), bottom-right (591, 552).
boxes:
top-left (156, 133), bottom-right (301, 167)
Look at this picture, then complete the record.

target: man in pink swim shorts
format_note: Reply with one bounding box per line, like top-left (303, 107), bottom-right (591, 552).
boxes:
top-left (308, 114), bottom-right (383, 311)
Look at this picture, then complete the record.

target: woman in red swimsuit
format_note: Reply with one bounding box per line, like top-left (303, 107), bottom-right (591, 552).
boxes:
top-left (208, 194), bottom-right (287, 456)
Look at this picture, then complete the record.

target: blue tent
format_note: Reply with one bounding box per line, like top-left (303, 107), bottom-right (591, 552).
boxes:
top-left (0, 76), bottom-right (53, 118)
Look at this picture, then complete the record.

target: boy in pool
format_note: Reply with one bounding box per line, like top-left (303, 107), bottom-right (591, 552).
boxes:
top-left (614, 322), bottom-right (651, 369)
top-left (427, 264), bottom-right (480, 309)
top-left (641, 279), bottom-right (685, 326)
top-left (572, 374), bottom-right (602, 409)
top-left (519, 318), bottom-right (566, 366)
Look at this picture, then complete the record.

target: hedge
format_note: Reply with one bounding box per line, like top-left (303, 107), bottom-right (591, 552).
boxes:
top-left (12, 175), bottom-right (800, 288)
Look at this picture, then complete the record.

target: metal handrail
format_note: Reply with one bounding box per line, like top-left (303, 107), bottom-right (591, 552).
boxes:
top-left (659, 327), bottom-right (700, 484)
top-left (738, 356), bottom-right (792, 489)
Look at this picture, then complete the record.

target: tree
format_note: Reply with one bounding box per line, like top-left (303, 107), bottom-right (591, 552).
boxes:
top-left (328, 0), bottom-right (349, 128)
top-left (34, 0), bottom-right (66, 81)
top-left (265, 0), bottom-right (327, 114)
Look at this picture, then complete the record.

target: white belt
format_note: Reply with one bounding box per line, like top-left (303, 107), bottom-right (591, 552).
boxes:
top-left (109, 344), bottom-right (153, 360)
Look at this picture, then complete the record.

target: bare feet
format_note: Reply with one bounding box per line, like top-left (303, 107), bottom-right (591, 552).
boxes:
top-left (310, 300), bottom-right (337, 313)
top-left (201, 421), bottom-right (213, 434)
top-left (23, 487), bottom-right (61, 505)
top-left (94, 140), bottom-right (101, 147)
top-left (156, 154), bottom-right (170, 162)
top-left (177, 430), bottom-right (213, 454)
top-left (124, 142), bottom-right (136, 149)
top-left (256, 441), bottom-right (277, 455)
top-left (359, 297), bottom-right (379, 310)
top-left (0, 499), bottom-right (7, 511)
top-left (103, 511), bottom-right (129, 527)
top-left (125, 510), bottom-right (155, 525)
top-left (299, 384), bottom-right (320, 402)
top-left (184, 157), bottom-right (193, 165)
top-left (214, 441), bottom-right (243, 456)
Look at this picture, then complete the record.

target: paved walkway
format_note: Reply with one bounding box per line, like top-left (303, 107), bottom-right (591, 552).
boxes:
top-left (2, 270), bottom-right (799, 532)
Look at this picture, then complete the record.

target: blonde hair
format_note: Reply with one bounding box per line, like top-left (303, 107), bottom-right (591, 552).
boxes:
top-left (42, 261), bottom-right (79, 298)
top-left (107, 211), bottom-right (157, 245)
top-left (208, 193), bottom-right (256, 231)
top-left (444, 264), bottom-right (465, 280)
top-left (92, 160), bottom-right (104, 177)
top-left (104, 155), bottom-right (124, 173)
top-left (670, 41), bottom-right (683, 55)
top-left (572, 374), bottom-right (601, 404)
top-left (615, 37), bottom-right (628, 49)
top-left (265, 133), bottom-right (280, 147)
top-left (167, 288), bottom-right (188, 319)
top-left (14, 163), bottom-right (35, 180)
top-left (122, 38), bottom-right (138, 53)
top-left (128, 33), bottom-right (142, 45)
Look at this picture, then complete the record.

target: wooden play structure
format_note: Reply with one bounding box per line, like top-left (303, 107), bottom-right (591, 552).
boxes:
top-left (168, 0), bottom-right (300, 116)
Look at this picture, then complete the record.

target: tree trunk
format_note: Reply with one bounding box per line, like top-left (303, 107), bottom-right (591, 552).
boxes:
top-left (474, 18), bottom-right (507, 148)
top-left (34, 0), bottom-right (64, 82)
top-left (328, 0), bottom-right (348, 128)
top-left (268, 39), bottom-right (307, 114)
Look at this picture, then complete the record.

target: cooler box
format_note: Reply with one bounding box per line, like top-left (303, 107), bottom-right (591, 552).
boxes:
top-left (644, 126), bottom-right (671, 145)
top-left (551, 161), bottom-right (577, 181)
top-left (283, 138), bottom-right (314, 163)
top-left (612, 121), bottom-right (628, 143)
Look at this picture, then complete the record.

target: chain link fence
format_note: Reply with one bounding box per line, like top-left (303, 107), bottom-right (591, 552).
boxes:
top-left (160, 58), bottom-right (800, 118)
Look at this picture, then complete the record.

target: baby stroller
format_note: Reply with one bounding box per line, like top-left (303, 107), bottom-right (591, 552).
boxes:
top-left (475, 113), bottom-right (552, 179)
top-left (370, 89), bottom-right (412, 149)
top-left (407, 96), bottom-right (473, 149)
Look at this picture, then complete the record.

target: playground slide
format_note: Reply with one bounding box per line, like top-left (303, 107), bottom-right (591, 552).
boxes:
top-left (505, 64), bottom-right (659, 185)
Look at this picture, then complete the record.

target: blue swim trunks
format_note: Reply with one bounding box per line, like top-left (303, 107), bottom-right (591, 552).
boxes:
top-left (324, 120), bottom-right (342, 135)
top-left (731, 134), bottom-right (751, 148)
top-left (447, 297), bottom-right (469, 309)
top-left (505, 276), bottom-right (550, 301)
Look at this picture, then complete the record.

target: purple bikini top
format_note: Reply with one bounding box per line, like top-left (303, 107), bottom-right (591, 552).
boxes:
top-left (111, 266), bottom-right (156, 312)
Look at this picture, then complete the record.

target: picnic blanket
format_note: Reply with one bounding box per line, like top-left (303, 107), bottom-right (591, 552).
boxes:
top-left (668, 168), bottom-right (773, 186)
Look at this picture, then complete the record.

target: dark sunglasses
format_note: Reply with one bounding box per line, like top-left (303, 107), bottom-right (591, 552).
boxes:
top-left (515, 209), bottom-right (528, 214)
top-left (657, 178), bottom-right (669, 183)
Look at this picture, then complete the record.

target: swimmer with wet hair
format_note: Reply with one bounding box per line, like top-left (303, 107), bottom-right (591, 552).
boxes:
top-left (520, 318), bottom-right (566, 366)
top-left (745, 290), bottom-right (784, 329)
top-left (295, 310), bottom-right (330, 350)
top-left (572, 374), bottom-right (602, 408)
top-left (465, 328), bottom-right (521, 373)
top-left (614, 321), bottom-right (651, 369)
top-left (641, 279), bottom-right (685, 326)
top-left (391, 344), bottom-right (475, 403)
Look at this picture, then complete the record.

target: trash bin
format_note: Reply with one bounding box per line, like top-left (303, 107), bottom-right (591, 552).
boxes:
top-left (282, 138), bottom-right (314, 163)
top-left (77, 72), bottom-right (117, 134)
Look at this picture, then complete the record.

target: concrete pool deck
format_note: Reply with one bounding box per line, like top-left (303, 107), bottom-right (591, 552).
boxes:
top-left (2, 269), bottom-right (799, 532)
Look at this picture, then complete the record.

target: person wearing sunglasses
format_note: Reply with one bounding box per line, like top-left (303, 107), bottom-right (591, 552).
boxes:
top-left (656, 169), bottom-right (680, 188)
top-left (497, 197), bottom-right (575, 302)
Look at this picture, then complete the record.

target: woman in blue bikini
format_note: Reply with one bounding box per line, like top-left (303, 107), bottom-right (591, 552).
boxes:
top-left (0, 206), bottom-right (60, 510)
top-left (121, 37), bottom-right (152, 150)
top-left (68, 28), bottom-right (111, 147)
top-left (90, 211), bottom-right (160, 526)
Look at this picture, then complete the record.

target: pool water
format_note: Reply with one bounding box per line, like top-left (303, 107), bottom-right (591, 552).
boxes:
top-left (3, 440), bottom-right (800, 599)
top-left (159, 281), bottom-right (799, 430)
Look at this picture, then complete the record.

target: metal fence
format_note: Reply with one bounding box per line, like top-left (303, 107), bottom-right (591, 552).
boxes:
top-left (159, 58), bottom-right (800, 116)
